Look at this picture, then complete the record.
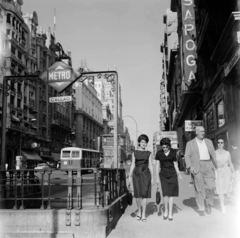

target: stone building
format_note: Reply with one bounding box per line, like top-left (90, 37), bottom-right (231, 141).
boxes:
top-left (168, 0), bottom-right (240, 151)
top-left (0, 0), bottom-right (73, 168)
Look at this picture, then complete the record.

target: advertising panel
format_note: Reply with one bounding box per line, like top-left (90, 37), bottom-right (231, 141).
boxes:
top-left (185, 120), bottom-right (203, 131)
top-left (155, 131), bottom-right (178, 149)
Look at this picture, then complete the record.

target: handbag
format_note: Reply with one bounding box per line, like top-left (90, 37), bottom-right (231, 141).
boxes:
top-left (156, 187), bottom-right (161, 205)
top-left (127, 184), bottom-right (133, 206)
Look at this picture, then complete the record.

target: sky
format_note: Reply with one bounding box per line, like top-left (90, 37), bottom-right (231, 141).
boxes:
top-left (23, 0), bottom-right (171, 148)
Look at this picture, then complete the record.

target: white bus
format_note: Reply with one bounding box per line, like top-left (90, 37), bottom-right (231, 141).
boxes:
top-left (60, 147), bottom-right (101, 173)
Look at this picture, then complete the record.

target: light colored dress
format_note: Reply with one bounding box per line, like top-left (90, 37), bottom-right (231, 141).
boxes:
top-left (215, 150), bottom-right (232, 194)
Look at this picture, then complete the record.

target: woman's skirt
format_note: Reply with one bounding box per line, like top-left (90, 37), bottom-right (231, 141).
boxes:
top-left (132, 166), bottom-right (151, 198)
top-left (215, 166), bottom-right (232, 194)
top-left (160, 173), bottom-right (179, 197)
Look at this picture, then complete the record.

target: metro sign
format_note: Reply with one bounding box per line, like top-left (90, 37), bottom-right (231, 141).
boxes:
top-left (48, 67), bottom-right (71, 81)
top-left (40, 61), bottom-right (80, 93)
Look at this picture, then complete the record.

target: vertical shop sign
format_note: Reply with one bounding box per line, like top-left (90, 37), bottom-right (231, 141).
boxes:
top-left (181, 0), bottom-right (197, 88)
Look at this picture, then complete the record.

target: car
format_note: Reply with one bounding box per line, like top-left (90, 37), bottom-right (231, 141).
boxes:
top-left (34, 163), bottom-right (50, 170)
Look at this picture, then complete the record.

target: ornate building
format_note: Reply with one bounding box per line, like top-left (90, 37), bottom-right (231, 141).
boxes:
top-left (0, 0), bottom-right (73, 168)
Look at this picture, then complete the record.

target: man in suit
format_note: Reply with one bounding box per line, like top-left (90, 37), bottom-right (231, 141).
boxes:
top-left (185, 126), bottom-right (217, 216)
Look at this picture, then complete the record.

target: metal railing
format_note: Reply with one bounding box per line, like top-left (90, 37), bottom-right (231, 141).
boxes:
top-left (0, 168), bottom-right (127, 210)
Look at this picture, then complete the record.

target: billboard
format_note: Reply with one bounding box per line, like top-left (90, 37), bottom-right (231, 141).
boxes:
top-left (155, 131), bottom-right (178, 149)
top-left (185, 120), bottom-right (203, 131)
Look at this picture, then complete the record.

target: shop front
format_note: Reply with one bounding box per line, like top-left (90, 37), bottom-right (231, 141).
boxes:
top-left (206, 12), bottom-right (240, 150)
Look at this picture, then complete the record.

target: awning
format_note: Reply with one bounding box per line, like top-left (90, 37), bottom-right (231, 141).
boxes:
top-left (21, 150), bottom-right (42, 161)
top-left (41, 155), bottom-right (54, 161)
top-left (52, 153), bottom-right (60, 161)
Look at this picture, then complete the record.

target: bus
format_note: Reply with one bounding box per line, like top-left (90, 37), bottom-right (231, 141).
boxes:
top-left (60, 147), bottom-right (101, 173)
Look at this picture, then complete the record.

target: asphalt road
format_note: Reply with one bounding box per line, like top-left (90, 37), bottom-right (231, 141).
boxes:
top-left (108, 171), bottom-right (239, 238)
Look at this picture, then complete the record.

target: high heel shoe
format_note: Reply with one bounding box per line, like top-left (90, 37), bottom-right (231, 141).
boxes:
top-left (163, 214), bottom-right (168, 220)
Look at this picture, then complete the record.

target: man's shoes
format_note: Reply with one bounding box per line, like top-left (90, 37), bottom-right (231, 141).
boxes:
top-left (198, 211), bottom-right (205, 216)
top-left (205, 203), bottom-right (212, 214)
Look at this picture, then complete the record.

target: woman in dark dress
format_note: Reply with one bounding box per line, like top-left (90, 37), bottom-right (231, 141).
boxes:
top-left (155, 138), bottom-right (182, 221)
top-left (129, 134), bottom-right (154, 222)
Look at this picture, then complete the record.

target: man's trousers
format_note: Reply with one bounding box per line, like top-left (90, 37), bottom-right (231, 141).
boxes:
top-left (192, 161), bottom-right (216, 211)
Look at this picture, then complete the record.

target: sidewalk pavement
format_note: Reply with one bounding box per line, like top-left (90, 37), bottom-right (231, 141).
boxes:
top-left (108, 172), bottom-right (239, 238)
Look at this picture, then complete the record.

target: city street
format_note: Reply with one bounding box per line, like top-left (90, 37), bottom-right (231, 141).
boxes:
top-left (34, 170), bottom-right (98, 209)
top-left (108, 171), bottom-right (239, 238)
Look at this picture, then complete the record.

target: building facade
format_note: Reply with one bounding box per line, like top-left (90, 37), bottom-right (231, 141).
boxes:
top-left (74, 75), bottom-right (103, 150)
top-left (160, 9), bottom-right (178, 131)
top-left (0, 0), bottom-right (73, 168)
top-left (168, 0), bottom-right (240, 152)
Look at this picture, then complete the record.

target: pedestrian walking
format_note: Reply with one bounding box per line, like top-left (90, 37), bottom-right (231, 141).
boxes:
top-left (155, 137), bottom-right (182, 221)
top-left (185, 126), bottom-right (218, 216)
top-left (215, 138), bottom-right (235, 213)
top-left (128, 134), bottom-right (154, 222)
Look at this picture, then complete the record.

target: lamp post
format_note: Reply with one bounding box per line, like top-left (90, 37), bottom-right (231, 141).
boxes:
top-left (64, 132), bottom-right (75, 146)
top-left (123, 115), bottom-right (138, 149)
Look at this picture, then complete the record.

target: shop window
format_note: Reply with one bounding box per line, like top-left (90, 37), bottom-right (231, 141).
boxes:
top-left (217, 99), bottom-right (225, 128)
top-left (206, 110), bottom-right (214, 134)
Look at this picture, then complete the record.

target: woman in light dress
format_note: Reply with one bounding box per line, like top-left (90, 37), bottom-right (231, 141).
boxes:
top-left (215, 138), bottom-right (235, 213)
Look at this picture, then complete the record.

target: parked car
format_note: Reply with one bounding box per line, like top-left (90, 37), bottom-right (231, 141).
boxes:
top-left (34, 163), bottom-right (50, 171)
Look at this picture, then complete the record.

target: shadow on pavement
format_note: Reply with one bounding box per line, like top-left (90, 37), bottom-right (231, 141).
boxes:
top-left (172, 203), bottom-right (182, 215)
top-left (146, 202), bottom-right (157, 217)
top-left (183, 197), bottom-right (199, 214)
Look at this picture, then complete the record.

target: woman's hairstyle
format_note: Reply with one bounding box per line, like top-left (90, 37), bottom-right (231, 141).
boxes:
top-left (160, 137), bottom-right (171, 147)
top-left (217, 137), bottom-right (225, 142)
top-left (138, 134), bottom-right (149, 144)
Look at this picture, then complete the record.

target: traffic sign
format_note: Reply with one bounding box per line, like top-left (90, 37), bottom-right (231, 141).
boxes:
top-left (40, 61), bottom-right (81, 93)
top-left (49, 96), bottom-right (72, 103)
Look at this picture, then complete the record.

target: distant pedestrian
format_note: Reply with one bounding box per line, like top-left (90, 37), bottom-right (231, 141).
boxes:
top-left (215, 138), bottom-right (235, 213)
top-left (128, 134), bottom-right (154, 222)
top-left (185, 126), bottom-right (218, 216)
top-left (155, 137), bottom-right (182, 221)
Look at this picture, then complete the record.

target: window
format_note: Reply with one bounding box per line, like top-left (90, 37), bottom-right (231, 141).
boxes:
top-left (217, 99), bottom-right (225, 128)
top-left (18, 51), bottom-right (22, 60)
top-left (11, 46), bottom-right (16, 55)
top-left (17, 98), bottom-right (21, 108)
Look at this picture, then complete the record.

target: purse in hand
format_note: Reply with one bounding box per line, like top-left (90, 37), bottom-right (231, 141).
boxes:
top-left (127, 184), bottom-right (133, 206)
top-left (156, 187), bottom-right (161, 205)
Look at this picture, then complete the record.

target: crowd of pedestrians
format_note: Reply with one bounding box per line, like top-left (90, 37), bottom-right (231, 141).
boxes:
top-left (128, 126), bottom-right (237, 221)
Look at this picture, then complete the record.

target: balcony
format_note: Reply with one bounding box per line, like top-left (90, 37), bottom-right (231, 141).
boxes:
top-left (29, 105), bottom-right (38, 114)
top-left (51, 120), bottom-right (60, 126)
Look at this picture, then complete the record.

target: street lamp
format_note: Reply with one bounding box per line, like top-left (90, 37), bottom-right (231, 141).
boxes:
top-left (65, 132), bottom-right (75, 146)
top-left (50, 42), bottom-right (70, 61)
top-left (122, 115), bottom-right (138, 149)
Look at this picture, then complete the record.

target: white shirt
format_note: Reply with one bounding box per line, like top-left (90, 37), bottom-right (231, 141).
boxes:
top-left (164, 150), bottom-right (170, 156)
top-left (195, 138), bottom-right (210, 160)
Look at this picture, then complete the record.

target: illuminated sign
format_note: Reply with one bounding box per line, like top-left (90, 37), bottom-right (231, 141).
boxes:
top-left (181, 0), bottom-right (197, 88)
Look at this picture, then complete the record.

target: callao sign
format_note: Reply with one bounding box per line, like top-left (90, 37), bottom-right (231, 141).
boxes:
top-left (40, 61), bottom-right (80, 93)
top-left (181, 0), bottom-right (197, 88)
top-left (49, 96), bottom-right (72, 103)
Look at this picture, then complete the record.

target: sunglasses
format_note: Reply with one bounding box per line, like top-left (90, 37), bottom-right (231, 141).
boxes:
top-left (218, 142), bottom-right (224, 144)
